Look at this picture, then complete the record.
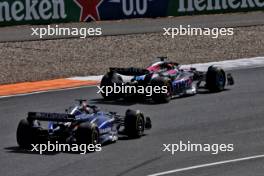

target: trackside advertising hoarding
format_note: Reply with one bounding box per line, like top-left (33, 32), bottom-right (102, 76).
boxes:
top-left (168, 0), bottom-right (264, 15)
top-left (0, 0), bottom-right (263, 26)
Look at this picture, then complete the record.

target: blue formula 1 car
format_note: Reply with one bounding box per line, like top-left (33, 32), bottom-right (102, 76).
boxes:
top-left (16, 100), bottom-right (151, 149)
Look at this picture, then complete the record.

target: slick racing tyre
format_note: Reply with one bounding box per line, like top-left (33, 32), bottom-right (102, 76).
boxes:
top-left (151, 77), bottom-right (172, 103)
top-left (206, 66), bottom-right (226, 92)
top-left (100, 72), bottom-right (123, 100)
top-left (76, 122), bottom-right (99, 145)
top-left (16, 119), bottom-right (38, 149)
top-left (124, 109), bottom-right (145, 138)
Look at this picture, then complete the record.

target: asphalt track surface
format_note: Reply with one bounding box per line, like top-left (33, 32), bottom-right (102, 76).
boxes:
top-left (1, 67), bottom-right (264, 176)
top-left (0, 11), bottom-right (264, 42)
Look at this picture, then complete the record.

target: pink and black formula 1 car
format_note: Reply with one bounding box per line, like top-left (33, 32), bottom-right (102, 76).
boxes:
top-left (100, 57), bottom-right (234, 103)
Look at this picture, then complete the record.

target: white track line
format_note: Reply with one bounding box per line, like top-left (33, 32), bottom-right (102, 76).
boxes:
top-left (148, 154), bottom-right (264, 176)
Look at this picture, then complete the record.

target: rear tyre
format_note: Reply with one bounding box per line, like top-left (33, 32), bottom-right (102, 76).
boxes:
top-left (124, 109), bottom-right (145, 138)
top-left (151, 77), bottom-right (172, 103)
top-left (206, 66), bottom-right (226, 92)
top-left (76, 122), bottom-right (99, 145)
top-left (16, 119), bottom-right (36, 149)
top-left (100, 72), bottom-right (123, 100)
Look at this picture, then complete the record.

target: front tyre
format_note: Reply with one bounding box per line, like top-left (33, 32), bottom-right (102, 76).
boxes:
top-left (206, 66), bottom-right (226, 92)
top-left (151, 77), bottom-right (172, 103)
top-left (124, 109), bottom-right (145, 138)
top-left (76, 123), bottom-right (99, 145)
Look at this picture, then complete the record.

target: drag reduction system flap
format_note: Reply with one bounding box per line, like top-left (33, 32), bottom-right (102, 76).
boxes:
top-left (109, 67), bottom-right (150, 76)
top-left (27, 112), bottom-right (76, 122)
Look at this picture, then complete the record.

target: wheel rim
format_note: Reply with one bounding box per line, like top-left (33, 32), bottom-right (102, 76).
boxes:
top-left (217, 73), bottom-right (225, 88)
top-left (166, 83), bottom-right (172, 97)
top-left (92, 130), bottom-right (99, 144)
top-left (137, 117), bottom-right (144, 135)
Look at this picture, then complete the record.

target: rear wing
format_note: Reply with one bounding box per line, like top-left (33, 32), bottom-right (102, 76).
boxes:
top-left (27, 112), bottom-right (76, 122)
top-left (109, 67), bottom-right (150, 76)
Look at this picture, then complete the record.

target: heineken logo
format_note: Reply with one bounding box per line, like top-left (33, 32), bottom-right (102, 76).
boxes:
top-left (0, 0), bottom-right (67, 22)
top-left (74, 0), bottom-right (103, 21)
top-left (178, 0), bottom-right (264, 12)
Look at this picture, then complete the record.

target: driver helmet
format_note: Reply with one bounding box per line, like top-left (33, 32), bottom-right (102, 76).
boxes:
top-left (80, 101), bottom-right (93, 114)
